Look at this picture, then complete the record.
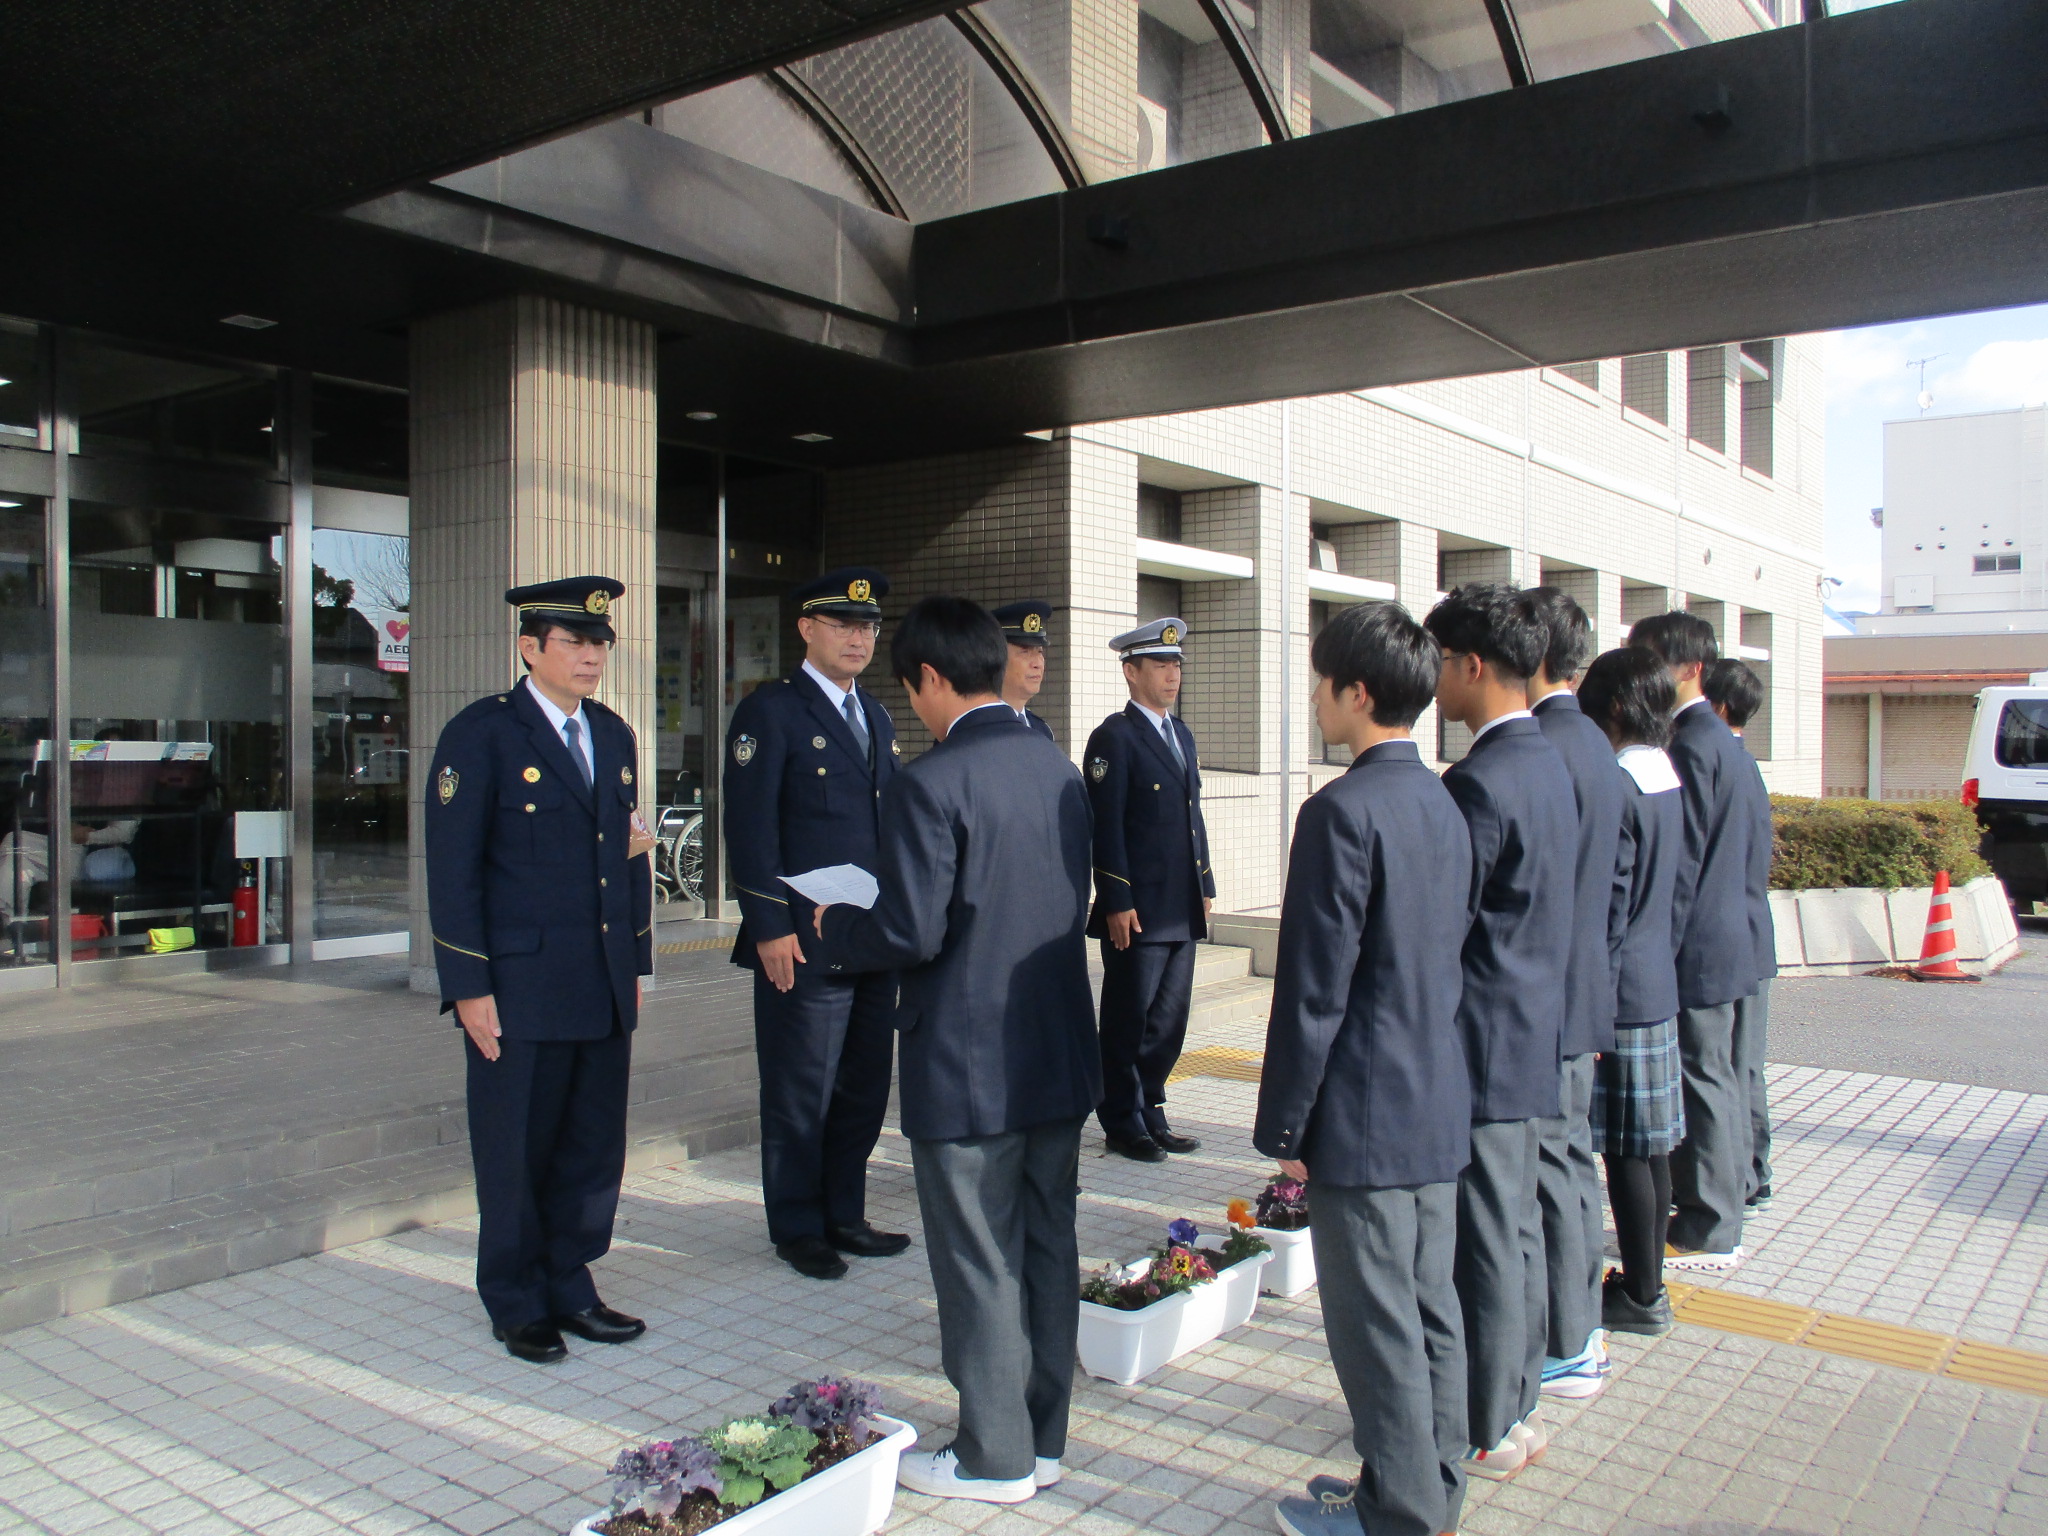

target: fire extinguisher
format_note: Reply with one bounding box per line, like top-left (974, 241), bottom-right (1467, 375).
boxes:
top-left (232, 861), bottom-right (260, 947)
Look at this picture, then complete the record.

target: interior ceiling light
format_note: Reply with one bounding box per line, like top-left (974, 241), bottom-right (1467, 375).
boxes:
top-left (685, 410), bottom-right (718, 421)
top-left (792, 432), bottom-right (832, 443)
top-left (220, 313), bottom-right (277, 329)
top-left (0, 499), bottom-right (20, 509)
top-left (0, 377), bottom-right (12, 387)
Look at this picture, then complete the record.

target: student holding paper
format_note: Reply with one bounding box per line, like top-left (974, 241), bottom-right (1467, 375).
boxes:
top-left (722, 567), bottom-right (909, 1281)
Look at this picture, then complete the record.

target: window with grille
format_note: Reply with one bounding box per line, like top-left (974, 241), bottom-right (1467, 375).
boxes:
top-left (1621, 354), bottom-right (1668, 424)
top-left (1974, 554), bottom-right (2022, 573)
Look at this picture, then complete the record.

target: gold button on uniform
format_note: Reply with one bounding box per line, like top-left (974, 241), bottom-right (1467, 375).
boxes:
top-left (600, 877), bottom-right (608, 887)
top-left (597, 832), bottom-right (605, 842)
top-left (817, 767), bottom-right (827, 776)
top-left (524, 803), bottom-right (536, 813)
top-left (602, 923), bottom-right (609, 933)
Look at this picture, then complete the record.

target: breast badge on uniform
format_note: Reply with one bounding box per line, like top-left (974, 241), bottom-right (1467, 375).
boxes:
top-left (438, 766), bottom-right (460, 804)
top-left (733, 735), bottom-right (757, 767)
top-left (890, 739), bottom-right (901, 756)
top-left (1089, 757), bottom-right (1108, 783)
top-left (812, 736), bottom-right (827, 750)
top-left (522, 766), bottom-right (541, 783)
top-left (621, 766), bottom-right (633, 784)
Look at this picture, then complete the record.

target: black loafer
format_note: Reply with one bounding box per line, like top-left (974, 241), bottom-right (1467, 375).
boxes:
top-left (1103, 1133), bottom-right (1167, 1163)
top-left (776, 1234), bottom-right (850, 1280)
top-left (556, 1303), bottom-right (646, 1344)
top-left (493, 1319), bottom-right (569, 1364)
top-left (1148, 1125), bottom-right (1202, 1154)
top-left (1601, 1275), bottom-right (1673, 1337)
top-left (826, 1221), bottom-right (912, 1258)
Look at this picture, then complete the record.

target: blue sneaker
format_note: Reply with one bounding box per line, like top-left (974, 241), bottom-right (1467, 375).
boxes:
top-left (1275, 1483), bottom-right (1361, 1534)
top-left (1539, 1330), bottom-right (1610, 1400)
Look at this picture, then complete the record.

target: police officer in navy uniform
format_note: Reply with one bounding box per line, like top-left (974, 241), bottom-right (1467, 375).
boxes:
top-left (724, 566), bottom-right (909, 1280)
top-left (1083, 617), bottom-right (1215, 1162)
top-left (992, 599), bottom-right (1057, 744)
top-left (426, 576), bottom-right (655, 1364)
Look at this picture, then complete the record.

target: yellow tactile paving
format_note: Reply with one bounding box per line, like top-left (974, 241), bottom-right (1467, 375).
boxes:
top-left (1666, 1282), bottom-right (1818, 1344)
top-left (654, 937), bottom-right (733, 954)
top-left (1943, 1339), bottom-right (2048, 1395)
top-left (1169, 1045), bottom-right (1265, 1083)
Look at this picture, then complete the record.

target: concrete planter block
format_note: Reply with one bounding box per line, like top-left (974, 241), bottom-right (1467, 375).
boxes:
top-left (1768, 892), bottom-right (1804, 969)
top-left (1795, 888), bottom-right (1892, 968)
top-left (1885, 887), bottom-right (1933, 961)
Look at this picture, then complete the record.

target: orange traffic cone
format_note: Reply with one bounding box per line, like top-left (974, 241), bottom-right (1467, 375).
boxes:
top-left (1911, 871), bottom-right (1975, 982)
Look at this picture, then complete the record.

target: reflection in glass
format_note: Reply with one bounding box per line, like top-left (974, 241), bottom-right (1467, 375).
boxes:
top-left (790, 15), bottom-right (1065, 220)
top-left (72, 338), bottom-right (278, 470)
top-left (312, 378), bottom-right (409, 492)
top-left (1308, 0), bottom-right (1512, 129)
top-left (654, 76), bottom-right (890, 212)
top-left (1519, 0), bottom-right (1780, 86)
top-left (0, 500), bottom-right (52, 966)
top-left (67, 503), bottom-right (286, 959)
top-left (312, 529), bottom-right (411, 940)
top-left (0, 318), bottom-right (40, 445)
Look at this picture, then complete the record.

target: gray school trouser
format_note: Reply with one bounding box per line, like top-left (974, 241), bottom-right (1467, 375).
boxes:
top-left (909, 1119), bottom-right (1083, 1482)
top-left (1669, 1000), bottom-right (1747, 1254)
top-left (1455, 1118), bottom-right (1543, 1449)
top-left (1311, 1181), bottom-right (1468, 1536)
top-left (1731, 981), bottom-right (1774, 1197)
top-left (1535, 1052), bottom-right (1603, 1360)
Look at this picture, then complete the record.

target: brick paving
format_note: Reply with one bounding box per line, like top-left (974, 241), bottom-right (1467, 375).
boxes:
top-left (4, 984), bottom-right (2047, 1534)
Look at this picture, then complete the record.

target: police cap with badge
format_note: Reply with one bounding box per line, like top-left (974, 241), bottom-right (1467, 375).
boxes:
top-left (508, 575), bottom-right (625, 643)
top-left (795, 566), bottom-right (889, 620)
top-left (1110, 616), bottom-right (1188, 659)
top-left (992, 599), bottom-right (1053, 648)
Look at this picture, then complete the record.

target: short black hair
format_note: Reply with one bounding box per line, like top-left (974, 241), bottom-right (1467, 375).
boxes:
top-left (1703, 657), bottom-right (1765, 728)
top-left (1577, 647), bottom-right (1675, 749)
top-left (890, 595), bottom-right (1007, 697)
top-left (1311, 601), bottom-right (1438, 727)
top-left (1523, 586), bottom-right (1593, 684)
top-left (1627, 610), bottom-right (1719, 669)
top-left (1423, 582), bottom-right (1546, 681)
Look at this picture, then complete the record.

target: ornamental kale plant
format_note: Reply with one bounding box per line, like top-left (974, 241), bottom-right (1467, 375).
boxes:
top-left (1078, 1220), bottom-right (1218, 1311)
top-left (703, 1417), bottom-right (817, 1508)
top-left (1254, 1177), bottom-right (1310, 1232)
top-left (769, 1375), bottom-right (882, 1437)
top-left (607, 1437), bottom-right (722, 1522)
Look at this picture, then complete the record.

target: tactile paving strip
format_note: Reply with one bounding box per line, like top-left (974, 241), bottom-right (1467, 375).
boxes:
top-left (654, 937), bottom-right (733, 955)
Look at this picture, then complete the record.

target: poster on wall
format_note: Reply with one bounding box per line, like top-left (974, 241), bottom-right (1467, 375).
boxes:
top-left (365, 609), bottom-right (410, 673)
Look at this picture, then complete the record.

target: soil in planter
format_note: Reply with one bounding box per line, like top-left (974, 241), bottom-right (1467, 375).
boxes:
top-left (595, 1427), bottom-right (882, 1536)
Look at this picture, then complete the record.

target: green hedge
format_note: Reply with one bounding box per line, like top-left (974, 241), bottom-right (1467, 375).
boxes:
top-left (1769, 795), bottom-right (1990, 891)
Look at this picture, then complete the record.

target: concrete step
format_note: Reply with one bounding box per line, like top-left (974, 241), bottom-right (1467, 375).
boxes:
top-left (1186, 973), bottom-right (1273, 1040)
top-left (1191, 942), bottom-right (1253, 987)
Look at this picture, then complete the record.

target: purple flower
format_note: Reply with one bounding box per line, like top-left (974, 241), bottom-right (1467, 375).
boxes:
top-left (1167, 1217), bottom-right (1199, 1246)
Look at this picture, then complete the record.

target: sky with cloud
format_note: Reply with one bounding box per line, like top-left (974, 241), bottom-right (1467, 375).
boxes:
top-left (1823, 303), bottom-right (2048, 616)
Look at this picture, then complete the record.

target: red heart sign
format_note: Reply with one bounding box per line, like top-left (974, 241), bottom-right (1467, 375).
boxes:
top-left (386, 620), bottom-right (411, 641)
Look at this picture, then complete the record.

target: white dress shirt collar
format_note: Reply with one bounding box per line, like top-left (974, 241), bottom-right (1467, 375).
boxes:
top-left (1468, 707), bottom-right (1533, 746)
top-left (523, 676), bottom-right (593, 778)
top-left (1132, 701), bottom-right (1176, 738)
top-left (1677, 694), bottom-right (1712, 715)
top-left (802, 658), bottom-right (859, 715)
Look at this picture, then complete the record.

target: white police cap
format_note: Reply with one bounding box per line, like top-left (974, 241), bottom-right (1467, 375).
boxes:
top-left (1110, 617), bottom-right (1187, 659)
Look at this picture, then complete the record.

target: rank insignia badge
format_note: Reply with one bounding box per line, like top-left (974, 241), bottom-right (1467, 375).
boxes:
top-left (621, 766), bottom-right (633, 784)
top-left (1089, 757), bottom-right (1108, 783)
top-left (813, 736), bottom-right (827, 750)
top-left (438, 766), bottom-right (460, 803)
top-left (733, 735), bottom-right (757, 766)
top-left (522, 766), bottom-right (541, 783)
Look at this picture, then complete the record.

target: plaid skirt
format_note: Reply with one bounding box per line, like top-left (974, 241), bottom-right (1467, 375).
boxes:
top-left (1592, 1018), bottom-right (1686, 1158)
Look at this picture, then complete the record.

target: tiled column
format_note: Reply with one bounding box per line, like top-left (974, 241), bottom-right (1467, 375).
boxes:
top-left (1541, 566), bottom-right (1626, 657)
top-left (407, 296), bottom-right (657, 987)
top-left (1332, 517), bottom-right (1443, 754)
top-left (1623, 582), bottom-right (1676, 633)
top-left (1687, 596), bottom-right (1734, 655)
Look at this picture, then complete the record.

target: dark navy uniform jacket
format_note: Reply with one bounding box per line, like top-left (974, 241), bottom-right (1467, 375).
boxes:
top-left (1533, 692), bottom-right (1626, 1057)
top-left (1667, 701), bottom-right (1764, 1008)
top-left (1254, 740), bottom-right (1473, 1188)
top-left (818, 706), bottom-right (1100, 1142)
top-left (425, 682), bottom-right (653, 1039)
top-left (1442, 716), bottom-right (1577, 1122)
top-left (1021, 707), bottom-right (1055, 745)
top-left (1609, 749), bottom-right (1684, 1026)
top-left (723, 667), bottom-right (898, 969)
top-left (1739, 750), bottom-right (1778, 982)
top-left (1083, 703), bottom-right (1214, 944)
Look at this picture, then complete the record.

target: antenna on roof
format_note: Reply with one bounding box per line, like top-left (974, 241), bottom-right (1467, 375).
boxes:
top-left (1908, 354), bottom-right (1944, 414)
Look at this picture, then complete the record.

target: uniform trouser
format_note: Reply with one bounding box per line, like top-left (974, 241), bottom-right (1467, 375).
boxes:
top-left (753, 966), bottom-right (896, 1246)
top-left (1535, 1053), bottom-right (1603, 1360)
top-left (466, 1029), bottom-right (631, 1330)
top-left (910, 1119), bottom-right (1083, 1483)
top-left (1311, 1181), bottom-right (1469, 1536)
top-left (1096, 938), bottom-right (1197, 1138)
top-left (1455, 1118), bottom-right (1543, 1449)
top-left (1668, 1000), bottom-right (1747, 1254)
top-left (1732, 981), bottom-right (1774, 1198)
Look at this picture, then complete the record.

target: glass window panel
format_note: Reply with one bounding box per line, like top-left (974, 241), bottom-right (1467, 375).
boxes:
top-left (1518, 0), bottom-right (1783, 86)
top-left (0, 499), bottom-right (52, 968)
top-left (312, 378), bottom-right (409, 492)
top-left (311, 528), bottom-right (410, 940)
top-left (68, 502), bottom-right (286, 961)
top-left (1139, 0), bottom-right (1266, 166)
top-left (72, 338), bottom-right (278, 470)
top-left (0, 319), bottom-right (40, 446)
top-left (1308, 0), bottom-right (1512, 130)
top-left (654, 76), bottom-right (889, 212)
top-left (791, 15), bottom-right (1066, 219)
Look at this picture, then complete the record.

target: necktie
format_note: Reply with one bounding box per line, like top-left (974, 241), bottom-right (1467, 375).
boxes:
top-left (844, 692), bottom-right (873, 767)
top-left (1162, 716), bottom-right (1185, 770)
top-left (564, 717), bottom-right (593, 788)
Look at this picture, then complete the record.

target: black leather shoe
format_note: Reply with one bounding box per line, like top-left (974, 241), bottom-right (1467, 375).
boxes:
top-left (1103, 1132), bottom-right (1167, 1163)
top-left (826, 1221), bottom-right (912, 1258)
top-left (1148, 1124), bottom-right (1202, 1154)
top-left (493, 1319), bottom-right (568, 1363)
top-left (776, 1234), bottom-right (850, 1280)
top-left (1601, 1274), bottom-right (1673, 1337)
top-left (555, 1303), bottom-right (646, 1344)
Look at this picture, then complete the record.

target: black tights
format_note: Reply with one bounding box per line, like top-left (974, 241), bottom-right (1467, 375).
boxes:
top-left (1602, 1153), bottom-right (1670, 1305)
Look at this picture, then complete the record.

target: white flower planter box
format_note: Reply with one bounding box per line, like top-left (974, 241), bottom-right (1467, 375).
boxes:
top-left (1076, 1251), bottom-right (1272, 1386)
top-left (570, 1415), bottom-right (917, 1536)
top-left (1254, 1225), bottom-right (1315, 1296)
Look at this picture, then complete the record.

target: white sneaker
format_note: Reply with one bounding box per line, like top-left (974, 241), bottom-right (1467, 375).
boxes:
top-left (1664, 1244), bottom-right (1745, 1273)
top-left (1510, 1407), bottom-right (1548, 1464)
top-left (1035, 1457), bottom-right (1062, 1487)
top-left (1458, 1431), bottom-right (1526, 1482)
top-left (897, 1447), bottom-right (1036, 1504)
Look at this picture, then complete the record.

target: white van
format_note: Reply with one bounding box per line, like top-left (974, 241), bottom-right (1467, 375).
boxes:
top-left (1962, 680), bottom-right (2048, 909)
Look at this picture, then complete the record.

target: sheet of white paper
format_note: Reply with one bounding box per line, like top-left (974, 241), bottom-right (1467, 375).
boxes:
top-left (780, 864), bottom-right (880, 910)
